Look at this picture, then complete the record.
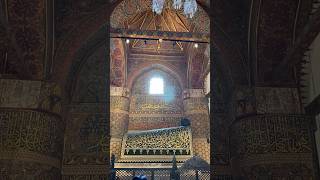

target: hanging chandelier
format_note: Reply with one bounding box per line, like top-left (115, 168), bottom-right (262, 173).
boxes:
top-left (152, 0), bottom-right (198, 18)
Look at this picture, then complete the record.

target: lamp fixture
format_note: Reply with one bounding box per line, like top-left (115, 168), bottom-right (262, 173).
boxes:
top-left (152, 0), bottom-right (197, 18)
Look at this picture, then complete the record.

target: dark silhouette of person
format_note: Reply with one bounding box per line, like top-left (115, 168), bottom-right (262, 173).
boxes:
top-left (133, 175), bottom-right (147, 180)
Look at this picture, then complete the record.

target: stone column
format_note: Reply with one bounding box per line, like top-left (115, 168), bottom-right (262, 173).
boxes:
top-left (183, 89), bottom-right (210, 162)
top-left (110, 87), bottom-right (130, 158)
top-left (0, 79), bottom-right (64, 179)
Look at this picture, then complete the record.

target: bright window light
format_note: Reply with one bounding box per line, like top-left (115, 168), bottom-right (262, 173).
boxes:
top-left (149, 77), bottom-right (164, 94)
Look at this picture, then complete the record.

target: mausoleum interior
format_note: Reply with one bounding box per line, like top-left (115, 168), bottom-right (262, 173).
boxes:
top-left (1, 0), bottom-right (320, 179)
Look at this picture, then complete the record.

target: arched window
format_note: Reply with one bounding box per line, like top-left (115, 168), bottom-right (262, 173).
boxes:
top-left (149, 77), bottom-right (164, 95)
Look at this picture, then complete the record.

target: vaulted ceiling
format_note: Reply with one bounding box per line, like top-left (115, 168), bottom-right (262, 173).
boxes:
top-left (109, 1), bottom-right (210, 90)
top-left (125, 9), bottom-right (190, 32)
top-left (1, 0), bottom-right (319, 97)
top-left (124, 9), bottom-right (190, 54)
top-left (111, 0), bottom-right (209, 33)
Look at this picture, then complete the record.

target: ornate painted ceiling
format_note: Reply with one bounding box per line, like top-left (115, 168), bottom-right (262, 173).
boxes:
top-left (109, 1), bottom-right (211, 89)
top-left (52, 0), bottom-right (210, 89)
top-left (124, 9), bottom-right (191, 54)
top-left (126, 9), bottom-right (190, 32)
top-left (111, 0), bottom-right (209, 34)
top-left (2, 0), bottom-right (317, 95)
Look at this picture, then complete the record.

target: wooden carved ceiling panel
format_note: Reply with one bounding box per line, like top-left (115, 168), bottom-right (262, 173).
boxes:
top-left (126, 9), bottom-right (190, 32)
top-left (111, 0), bottom-right (209, 33)
top-left (125, 9), bottom-right (191, 53)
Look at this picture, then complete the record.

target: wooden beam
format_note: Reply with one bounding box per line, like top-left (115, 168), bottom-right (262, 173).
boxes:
top-left (110, 28), bottom-right (210, 43)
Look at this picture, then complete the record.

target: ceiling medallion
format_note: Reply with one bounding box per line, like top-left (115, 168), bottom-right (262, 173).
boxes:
top-left (152, 0), bottom-right (197, 18)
